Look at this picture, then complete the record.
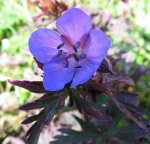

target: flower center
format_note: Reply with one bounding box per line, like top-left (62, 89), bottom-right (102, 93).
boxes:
top-left (56, 35), bottom-right (88, 68)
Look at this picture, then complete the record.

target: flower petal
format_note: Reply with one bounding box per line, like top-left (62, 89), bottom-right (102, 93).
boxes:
top-left (43, 57), bottom-right (76, 91)
top-left (83, 28), bottom-right (111, 58)
top-left (28, 28), bottom-right (62, 63)
top-left (71, 28), bottom-right (111, 88)
top-left (56, 8), bottom-right (92, 44)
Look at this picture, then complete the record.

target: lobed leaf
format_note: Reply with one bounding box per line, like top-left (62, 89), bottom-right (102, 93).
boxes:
top-left (115, 77), bottom-right (134, 86)
top-left (112, 125), bottom-right (149, 140)
top-left (99, 57), bottom-right (115, 75)
top-left (19, 93), bottom-right (60, 111)
top-left (73, 115), bottom-right (99, 131)
top-left (22, 114), bottom-right (40, 124)
top-left (117, 92), bottom-right (138, 106)
top-left (8, 79), bottom-right (47, 93)
top-left (69, 89), bottom-right (112, 122)
top-left (84, 80), bottom-right (110, 93)
top-left (109, 93), bottom-right (150, 136)
top-left (20, 92), bottom-right (65, 144)
top-left (51, 116), bottom-right (99, 144)
top-left (26, 99), bottom-right (59, 144)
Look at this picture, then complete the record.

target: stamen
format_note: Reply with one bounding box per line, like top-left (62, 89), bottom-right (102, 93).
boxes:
top-left (57, 43), bottom-right (64, 49)
top-left (57, 50), bottom-right (67, 57)
top-left (64, 59), bottom-right (69, 68)
top-left (75, 42), bottom-right (81, 48)
top-left (73, 42), bottom-right (81, 53)
top-left (73, 45), bottom-right (77, 53)
top-left (57, 50), bottom-right (62, 56)
top-left (75, 65), bottom-right (82, 68)
top-left (73, 54), bottom-right (80, 62)
top-left (79, 53), bottom-right (87, 59)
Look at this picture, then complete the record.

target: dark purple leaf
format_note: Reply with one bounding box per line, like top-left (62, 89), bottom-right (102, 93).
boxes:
top-left (117, 92), bottom-right (138, 106)
top-left (19, 100), bottom-right (51, 110)
top-left (22, 114), bottom-right (40, 124)
top-left (19, 94), bottom-right (58, 110)
top-left (116, 77), bottom-right (134, 86)
top-left (75, 100), bottom-right (83, 113)
top-left (109, 93), bottom-right (150, 135)
top-left (26, 99), bottom-right (59, 144)
top-left (84, 80), bottom-right (110, 93)
top-left (99, 57), bottom-right (115, 75)
top-left (79, 97), bottom-right (112, 122)
top-left (73, 115), bottom-right (99, 131)
top-left (22, 92), bottom-right (65, 144)
top-left (32, 0), bottom-right (68, 17)
top-left (8, 80), bottom-right (47, 93)
top-left (131, 66), bottom-right (150, 81)
top-left (68, 93), bottom-right (74, 107)
top-left (69, 89), bottom-right (112, 122)
top-left (34, 57), bottom-right (43, 70)
top-left (51, 116), bottom-right (100, 144)
top-left (54, 92), bottom-right (65, 112)
top-left (35, 93), bottom-right (57, 101)
top-left (108, 138), bottom-right (127, 144)
top-left (26, 122), bottom-right (36, 137)
top-left (112, 125), bottom-right (149, 140)
top-left (109, 76), bottom-right (134, 86)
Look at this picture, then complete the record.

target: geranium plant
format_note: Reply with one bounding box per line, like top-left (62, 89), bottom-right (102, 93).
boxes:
top-left (9, 7), bottom-right (150, 144)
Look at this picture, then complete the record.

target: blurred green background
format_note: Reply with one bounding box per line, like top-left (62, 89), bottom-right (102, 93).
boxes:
top-left (0, 0), bottom-right (150, 143)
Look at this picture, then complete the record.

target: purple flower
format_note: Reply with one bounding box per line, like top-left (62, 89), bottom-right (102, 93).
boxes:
top-left (29, 8), bottom-right (111, 91)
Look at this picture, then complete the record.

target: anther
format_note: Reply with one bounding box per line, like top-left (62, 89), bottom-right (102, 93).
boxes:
top-left (57, 43), bottom-right (64, 49)
top-left (73, 42), bottom-right (81, 53)
top-left (75, 65), bottom-right (82, 68)
top-left (73, 54), bottom-right (80, 62)
top-left (73, 45), bottom-right (77, 53)
top-left (79, 53), bottom-right (87, 59)
top-left (57, 50), bottom-right (63, 56)
top-left (64, 59), bottom-right (69, 68)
